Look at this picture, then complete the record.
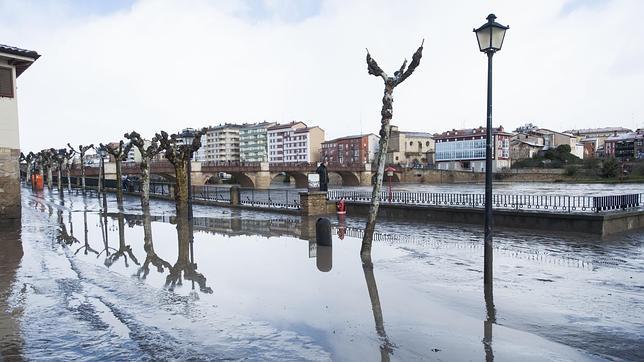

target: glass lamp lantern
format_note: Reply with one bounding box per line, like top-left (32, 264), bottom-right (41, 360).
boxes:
top-left (474, 14), bottom-right (509, 53)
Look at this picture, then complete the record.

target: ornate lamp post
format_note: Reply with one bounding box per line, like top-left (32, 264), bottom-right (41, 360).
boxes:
top-left (474, 14), bottom-right (509, 286)
top-left (97, 146), bottom-right (107, 194)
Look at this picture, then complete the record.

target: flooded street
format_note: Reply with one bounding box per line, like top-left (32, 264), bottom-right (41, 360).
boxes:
top-left (1, 188), bottom-right (643, 360)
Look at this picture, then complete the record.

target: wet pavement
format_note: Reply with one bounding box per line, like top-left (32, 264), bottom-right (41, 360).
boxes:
top-left (1, 187), bottom-right (643, 360)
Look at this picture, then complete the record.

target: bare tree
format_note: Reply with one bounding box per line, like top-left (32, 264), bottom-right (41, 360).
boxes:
top-left (63, 148), bottom-right (76, 192)
top-left (38, 149), bottom-right (54, 190)
top-left (68, 143), bottom-right (94, 192)
top-left (155, 129), bottom-right (206, 215)
top-left (361, 40), bottom-right (424, 260)
top-left (49, 148), bottom-right (66, 192)
top-left (19, 152), bottom-right (35, 184)
top-left (100, 140), bottom-right (133, 204)
top-left (124, 131), bottom-right (162, 208)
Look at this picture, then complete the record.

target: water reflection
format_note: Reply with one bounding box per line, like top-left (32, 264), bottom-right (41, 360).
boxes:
top-left (0, 222), bottom-right (24, 360)
top-left (483, 283), bottom-right (496, 361)
top-left (104, 214), bottom-right (139, 268)
top-left (316, 246), bottom-right (332, 272)
top-left (362, 257), bottom-right (395, 361)
top-left (166, 214), bottom-right (213, 294)
top-left (136, 206), bottom-right (172, 279)
top-left (75, 210), bottom-right (98, 256)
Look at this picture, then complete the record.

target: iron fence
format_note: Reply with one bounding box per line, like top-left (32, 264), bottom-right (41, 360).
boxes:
top-left (239, 188), bottom-right (300, 209)
top-left (327, 190), bottom-right (643, 213)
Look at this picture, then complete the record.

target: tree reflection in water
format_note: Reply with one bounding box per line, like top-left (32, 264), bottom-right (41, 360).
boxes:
top-left (74, 210), bottom-right (98, 256)
top-left (104, 213), bottom-right (140, 268)
top-left (55, 209), bottom-right (78, 247)
top-left (483, 283), bottom-right (496, 362)
top-left (166, 212), bottom-right (213, 294)
top-left (362, 257), bottom-right (395, 361)
top-left (136, 205), bottom-right (172, 279)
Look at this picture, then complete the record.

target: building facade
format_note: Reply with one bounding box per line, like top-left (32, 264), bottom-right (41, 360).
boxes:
top-left (386, 126), bottom-right (435, 166)
top-left (434, 126), bottom-right (511, 172)
top-left (0, 44), bottom-right (39, 220)
top-left (566, 127), bottom-right (633, 159)
top-left (239, 121), bottom-right (276, 163)
top-left (604, 130), bottom-right (644, 161)
top-left (203, 124), bottom-right (241, 162)
top-left (321, 134), bottom-right (379, 165)
top-left (268, 122), bottom-right (307, 163)
top-left (283, 126), bottom-right (325, 163)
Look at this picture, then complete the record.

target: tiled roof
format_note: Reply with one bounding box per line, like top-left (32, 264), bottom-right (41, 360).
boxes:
top-left (0, 44), bottom-right (40, 60)
top-left (0, 43), bottom-right (40, 77)
top-left (267, 121), bottom-right (307, 130)
top-left (323, 134), bottom-right (378, 143)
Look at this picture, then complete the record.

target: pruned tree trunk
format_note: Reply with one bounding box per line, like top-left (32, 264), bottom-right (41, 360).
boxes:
top-left (124, 131), bottom-right (161, 209)
top-left (47, 166), bottom-right (53, 189)
top-left (361, 41), bottom-right (424, 261)
top-left (101, 141), bottom-right (132, 207)
top-left (141, 160), bottom-right (151, 207)
top-left (173, 158), bottom-right (190, 215)
top-left (115, 158), bottom-right (123, 202)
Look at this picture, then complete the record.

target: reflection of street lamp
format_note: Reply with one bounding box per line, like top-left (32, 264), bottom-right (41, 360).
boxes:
top-left (385, 166), bottom-right (395, 203)
top-left (474, 14), bottom-right (509, 286)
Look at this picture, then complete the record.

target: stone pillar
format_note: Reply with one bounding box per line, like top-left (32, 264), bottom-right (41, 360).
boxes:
top-left (299, 191), bottom-right (328, 217)
top-left (0, 148), bottom-right (21, 220)
top-left (230, 186), bottom-right (240, 205)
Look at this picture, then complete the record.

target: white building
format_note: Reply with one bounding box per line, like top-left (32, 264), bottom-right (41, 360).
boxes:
top-left (283, 126), bottom-right (325, 163)
top-left (0, 44), bottom-right (39, 220)
top-left (203, 124), bottom-right (241, 162)
top-left (268, 121), bottom-right (307, 163)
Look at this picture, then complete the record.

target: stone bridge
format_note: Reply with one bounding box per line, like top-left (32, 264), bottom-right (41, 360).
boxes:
top-left (72, 161), bottom-right (373, 189)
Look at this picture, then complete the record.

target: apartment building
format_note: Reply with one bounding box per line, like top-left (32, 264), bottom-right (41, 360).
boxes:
top-left (267, 121), bottom-right (306, 163)
top-left (321, 134), bottom-right (379, 165)
top-left (604, 130), bottom-right (643, 161)
top-left (283, 126), bottom-right (325, 163)
top-left (203, 124), bottom-right (241, 162)
top-left (565, 127), bottom-right (633, 158)
top-left (434, 126), bottom-right (512, 172)
top-left (239, 121), bottom-right (277, 162)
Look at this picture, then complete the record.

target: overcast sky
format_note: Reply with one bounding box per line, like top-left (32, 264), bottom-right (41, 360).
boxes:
top-left (2, 0), bottom-right (643, 151)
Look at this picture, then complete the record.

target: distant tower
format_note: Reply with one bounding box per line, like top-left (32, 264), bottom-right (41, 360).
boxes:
top-left (0, 44), bottom-right (40, 222)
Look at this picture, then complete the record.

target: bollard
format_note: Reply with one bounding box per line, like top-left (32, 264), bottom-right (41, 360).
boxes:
top-left (316, 245), bottom-right (332, 272)
top-left (316, 217), bottom-right (332, 246)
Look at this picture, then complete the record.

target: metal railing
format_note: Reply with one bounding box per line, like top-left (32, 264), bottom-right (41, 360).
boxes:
top-left (239, 188), bottom-right (300, 209)
top-left (327, 190), bottom-right (643, 213)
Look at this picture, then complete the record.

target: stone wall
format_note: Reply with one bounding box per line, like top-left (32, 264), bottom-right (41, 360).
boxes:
top-left (0, 147), bottom-right (20, 220)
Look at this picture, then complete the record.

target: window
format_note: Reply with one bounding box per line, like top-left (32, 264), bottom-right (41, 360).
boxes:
top-left (0, 67), bottom-right (13, 98)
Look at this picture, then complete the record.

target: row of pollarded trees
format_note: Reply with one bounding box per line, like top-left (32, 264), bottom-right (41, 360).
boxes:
top-left (23, 128), bottom-right (207, 217)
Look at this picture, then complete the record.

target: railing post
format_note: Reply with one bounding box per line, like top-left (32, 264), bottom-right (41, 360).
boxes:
top-left (230, 186), bottom-right (240, 206)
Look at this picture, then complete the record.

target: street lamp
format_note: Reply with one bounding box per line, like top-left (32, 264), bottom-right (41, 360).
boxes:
top-left (385, 166), bottom-right (396, 203)
top-left (474, 14), bottom-right (508, 286)
top-left (182, 131), bottom-right (195, 220)
top-left (97, 146), bottom-right (107, 194)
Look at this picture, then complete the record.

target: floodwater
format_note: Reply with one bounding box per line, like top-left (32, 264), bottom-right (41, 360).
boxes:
top-left (278, 181), bottom-right (644, 197)
top-left (1, 188), bottom-right (643, 361)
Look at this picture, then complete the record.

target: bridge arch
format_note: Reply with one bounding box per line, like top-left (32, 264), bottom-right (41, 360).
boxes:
top-left (230, 173), bottom-right (255, 188)
top-left (151, 173), bottom-right (176, 183)
top-left (270, 171), bottom-right (308, 188)
top-left (332, 171), bottom-right (361, 187)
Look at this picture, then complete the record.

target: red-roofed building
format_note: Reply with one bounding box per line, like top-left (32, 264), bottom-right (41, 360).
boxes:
top-left (321, 134), bottom-right (379, 165)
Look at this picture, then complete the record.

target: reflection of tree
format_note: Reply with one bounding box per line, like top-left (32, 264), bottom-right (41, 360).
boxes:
top-left (483, 283), bottom-right (496, 362)
top-left (98, 203), bottom-right (117, 260)
top-left (104, 213), bottom-right (140, 268)
top-left (166, 213), bottom-right (213, 294)
top-left (362, 257), bottom-right (395, 360)
top-left (56, 209), bottom-right (78, 246)
top-left (75, 211), bottom-right (98, 256)
top-left (136, 205), bottom-right (172, 279)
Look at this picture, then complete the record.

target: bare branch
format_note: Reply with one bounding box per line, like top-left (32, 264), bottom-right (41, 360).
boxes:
top-left (395, 39), bottom-right (424, 85)
top-left (366, 51), bottom-right (388, 81)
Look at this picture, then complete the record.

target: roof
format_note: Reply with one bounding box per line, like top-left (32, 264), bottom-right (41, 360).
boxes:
top-left (398, 131), bottom-right (434, 138)
top-left (323, 133), bottom-right (379, 143)
top-left (564, 127), bottom-right (632, 135)
top-left (0, 43), bottom-right (40, 77)
top-left (511, 139), bottom-right (543, 148)
top-left (605, 132), bottom-right (643, 142)
top-left (294, 126), bottom-right (323, 133)
top-left (267, 121), bottom-right (307, 130)
top-left (434, 126), bottom-right (509, 139)
top-left (532, 128), bottom-right (575, 138)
